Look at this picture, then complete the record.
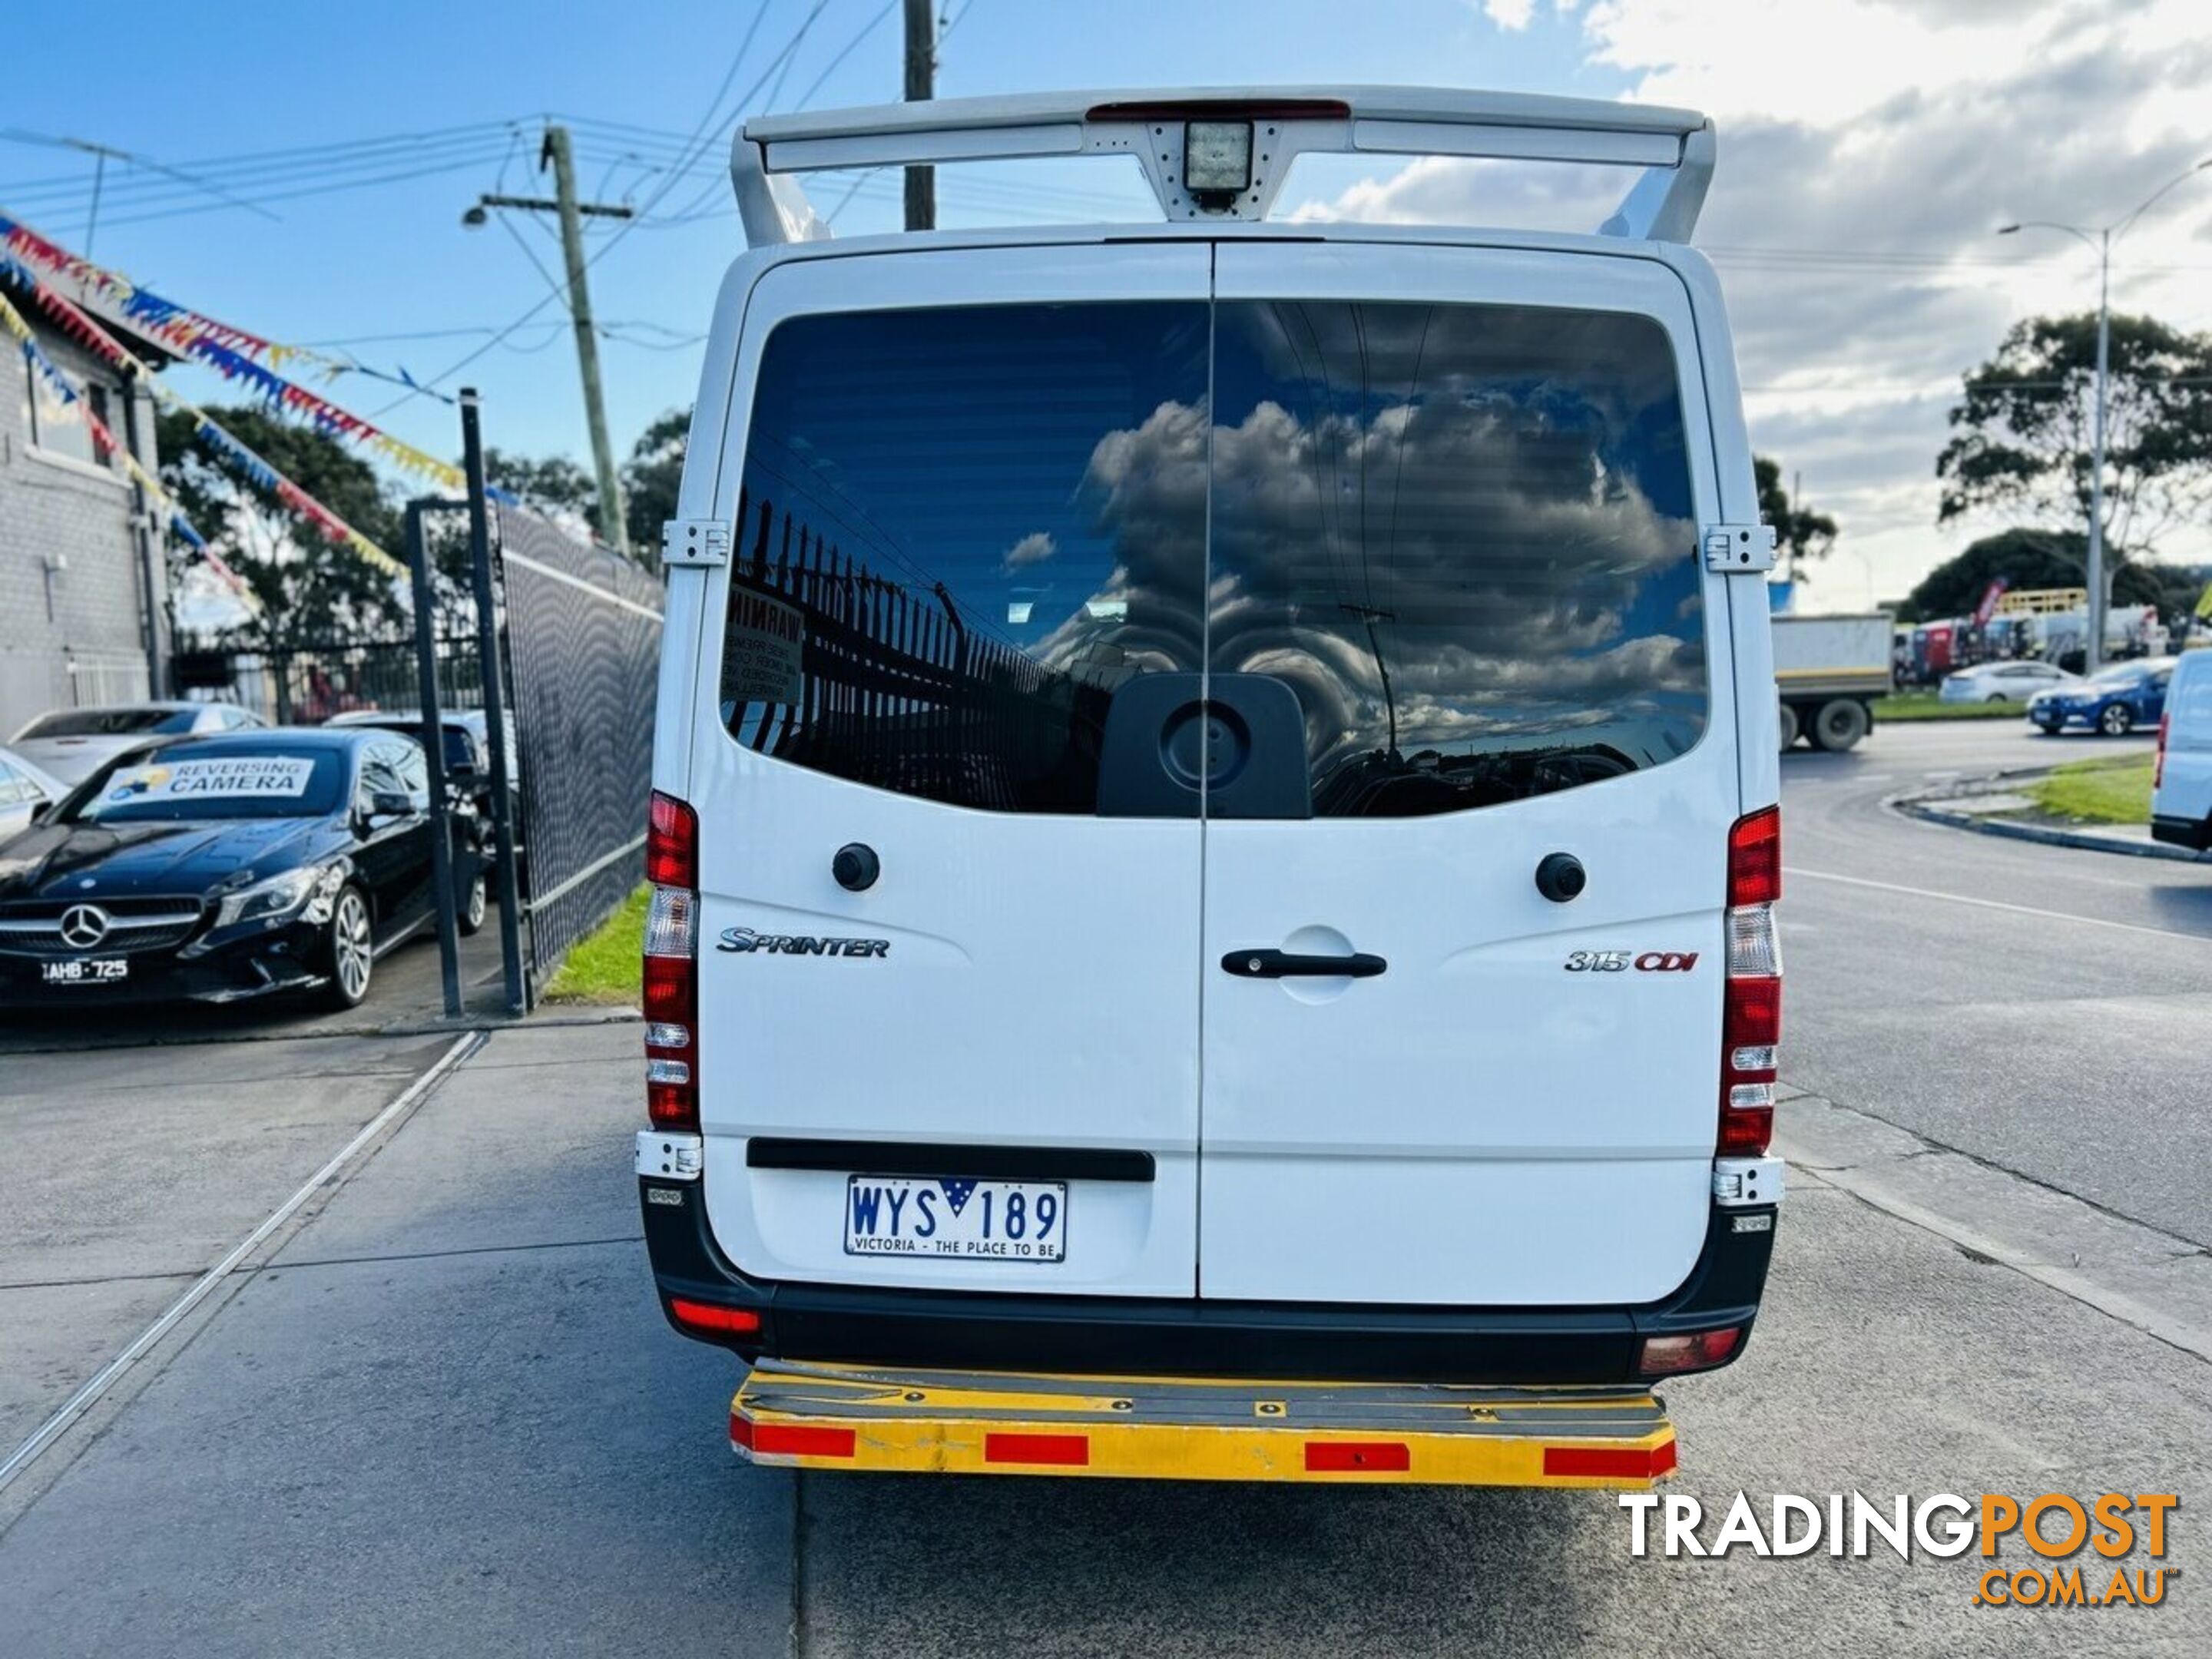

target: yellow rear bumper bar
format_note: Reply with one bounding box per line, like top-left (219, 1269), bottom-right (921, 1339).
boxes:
top-left (732, 1360), bottom-right (1676, 1487)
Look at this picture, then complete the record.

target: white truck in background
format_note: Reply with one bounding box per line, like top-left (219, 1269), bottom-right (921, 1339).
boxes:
top-left (1772, 613), bottom-right (1892, 751)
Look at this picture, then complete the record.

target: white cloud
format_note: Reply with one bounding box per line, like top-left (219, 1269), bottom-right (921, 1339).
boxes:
top-left (1295, 0), bottom-right (2212, 611)
top-left (1481, 0), bottom-right (1538, 28)
top-left (1002, 530), bottom-right (1058, 569)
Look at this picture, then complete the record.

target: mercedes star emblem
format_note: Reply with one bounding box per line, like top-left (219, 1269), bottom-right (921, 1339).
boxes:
top-left (58, 904), bottom-right (112, 950)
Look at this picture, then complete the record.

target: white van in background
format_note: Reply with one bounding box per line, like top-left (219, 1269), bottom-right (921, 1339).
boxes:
top-left (634, 88), bottom-right (1785, 1487)
top-left (2153, 650), bottom-right (2212, 851)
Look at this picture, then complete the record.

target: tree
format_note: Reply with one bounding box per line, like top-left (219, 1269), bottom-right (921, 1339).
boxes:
top-left (485, 446), bottom-right (595, 519)
top-left (1755, 455), bottom-right (1836, 569)
top-left (622, 408), bottom-right (690, 555)
top-left (1894, 528), bottom-right (2187, 624)
top-left (478, 412), bottom-right (687, 562)
top-left (158, 405), bottom-right (403, 648)
top-left (1936, 312), bottom-right (2212, 561)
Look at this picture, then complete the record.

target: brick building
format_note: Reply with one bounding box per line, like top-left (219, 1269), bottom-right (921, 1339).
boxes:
top-left (0, 310), bottom-right (170, 737)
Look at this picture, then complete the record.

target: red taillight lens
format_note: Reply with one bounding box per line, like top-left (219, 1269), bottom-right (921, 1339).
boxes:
top-left (2155, 715), bottom-right (2168, 789)
top-left (644, 791), bottom-right (700, 1132)
top-left (669, 1297), bottom-right (760, 1335)
top-left (1721, 808), bottom-right (1781, 1157)
top-left (647, 790), bottom-right (698, 888)
top-left (643, 948), bottom-right (697, 1131)
top-left (1637, 1327), bottom-right (1742, 1376)
top-left (1727, 805), bottom-right (1780, 907)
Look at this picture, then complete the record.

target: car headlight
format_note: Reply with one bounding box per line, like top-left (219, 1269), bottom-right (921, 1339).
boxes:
top-left (215, 865), bottom-right (343, 929)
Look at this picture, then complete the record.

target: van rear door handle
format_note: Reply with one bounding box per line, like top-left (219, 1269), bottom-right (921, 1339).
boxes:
top-left (1222, 949), bottom-right (1387, 979)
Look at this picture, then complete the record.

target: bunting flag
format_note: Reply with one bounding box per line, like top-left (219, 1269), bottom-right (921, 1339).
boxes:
top-left (0, 278), bottom-right (393, 586)
top-left (0, 209), bottom-right (452, 404)
top-left (0, 283), bottom-right (253, 608)
top-left (0, 224), bottom-right (471, 496)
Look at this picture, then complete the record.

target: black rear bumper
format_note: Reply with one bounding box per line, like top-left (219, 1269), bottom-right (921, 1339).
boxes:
top-left (640, 1174), bottom-right (1777, 1385)
top-left (2152, 813), bottom-right (2211, 852)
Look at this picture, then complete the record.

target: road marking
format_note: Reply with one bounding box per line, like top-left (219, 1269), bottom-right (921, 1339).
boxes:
top-left (1787, 866), bottom-right (2212, 945)
top-left (0, 1030), bottom-right (485, 1497)
top-left (1782, 1141), bottom-right (2212, 1367)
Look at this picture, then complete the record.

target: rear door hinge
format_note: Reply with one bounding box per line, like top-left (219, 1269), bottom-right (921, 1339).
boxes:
top-left (1703, 524), bottom-right (1778, 574)
top-left (662, 518), bottom-right (731, 568)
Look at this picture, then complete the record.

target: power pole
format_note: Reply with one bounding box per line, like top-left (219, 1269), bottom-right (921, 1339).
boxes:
top-left (903, 0), bottom-right (935, 230)
top-left (2086, 228), bottom-right (2111, 672)
top-left (465, 130), bottom-right (636, 556)
top-left (543, 126), bottom-right (630, 555)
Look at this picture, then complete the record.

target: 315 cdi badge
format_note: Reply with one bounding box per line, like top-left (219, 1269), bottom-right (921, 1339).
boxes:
top-left (0, 727), bottom-right (484, 1010)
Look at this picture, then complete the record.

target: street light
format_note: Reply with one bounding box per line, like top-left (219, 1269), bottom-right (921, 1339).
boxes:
top-left (1996, 159), bottom-right (2211, 671)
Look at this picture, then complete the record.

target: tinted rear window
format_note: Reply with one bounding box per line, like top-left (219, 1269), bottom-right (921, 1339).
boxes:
top-left (721, 297), bottom-right (1704, 818)
top-left (1209, 300), bottom-right (1703, 816)
top-left (724, 302), bottom-right (1210, 812)
top-left (21, 707), bottom-right (196, 739)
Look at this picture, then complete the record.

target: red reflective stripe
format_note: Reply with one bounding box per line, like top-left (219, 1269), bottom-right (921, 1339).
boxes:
top-left (1543, 1442), bottom-right (1675, 1480)
top-left (738, 1419), bottom-right (856, 1458)
top-left (984, 1432), bottom-right (1090, 1467)
top-left (1304, 1441), bottom-right (1412, 1473)
top-left (668, 1297), bottom-right (760, 1334)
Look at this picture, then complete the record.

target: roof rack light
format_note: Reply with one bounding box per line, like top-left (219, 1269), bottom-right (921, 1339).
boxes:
top-left (732, 85), bottom-right (1714, 248)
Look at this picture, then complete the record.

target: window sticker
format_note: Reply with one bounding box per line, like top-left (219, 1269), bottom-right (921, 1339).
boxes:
top-left (107, 757), bottom-right (315, 803)
top-left (724, 586), bottom-right (806, 705)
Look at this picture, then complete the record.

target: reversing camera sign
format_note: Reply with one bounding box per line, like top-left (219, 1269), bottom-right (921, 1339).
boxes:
top-left (108, 757), bottom-right (313, 803)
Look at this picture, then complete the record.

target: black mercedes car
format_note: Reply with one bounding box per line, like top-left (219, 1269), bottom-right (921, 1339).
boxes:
top-left (0, 728), bottom-right (484, 1010)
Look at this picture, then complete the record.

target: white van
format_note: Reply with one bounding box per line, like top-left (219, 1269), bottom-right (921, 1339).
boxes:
top-left (636, 88), bottom-right (1785, 1485)
top-left (2153, 649), bottom-right (2212, 851)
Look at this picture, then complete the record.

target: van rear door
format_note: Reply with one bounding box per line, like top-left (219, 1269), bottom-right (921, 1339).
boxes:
top-left (1195, 243), bottom-right (1737, 1306)
top-left (690, 246), bottom-right (1214, 1297)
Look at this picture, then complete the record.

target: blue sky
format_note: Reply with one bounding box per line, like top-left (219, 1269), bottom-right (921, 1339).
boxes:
top-left (8, 0), bottom-right (2210, 608)
top-left (6, 2), bottom-right (1600, 462)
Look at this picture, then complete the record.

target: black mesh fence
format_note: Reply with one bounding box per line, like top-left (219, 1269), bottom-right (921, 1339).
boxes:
top-left (496, 503), bottom-right (664, 992)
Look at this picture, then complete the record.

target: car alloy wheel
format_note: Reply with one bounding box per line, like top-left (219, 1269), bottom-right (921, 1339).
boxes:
top-left (458, 871), bottom-right (488, 937)
top-left (2099, 704), bottom-right (2134, 737)
top-left (328, 886), bottom-right (373, 1007)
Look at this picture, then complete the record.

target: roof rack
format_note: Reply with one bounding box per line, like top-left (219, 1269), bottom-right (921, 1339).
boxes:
top-left (730, 85), bottom-right (1714, 249)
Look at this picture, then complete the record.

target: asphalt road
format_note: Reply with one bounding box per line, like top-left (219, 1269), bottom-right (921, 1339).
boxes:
top-left (2, 714), bottom-right (2207, 1657)
top-left (1782, 718), bottom-right (2212, 1245)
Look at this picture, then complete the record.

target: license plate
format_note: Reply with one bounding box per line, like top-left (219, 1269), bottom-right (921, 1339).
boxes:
top-left (845, 1176), bottom-right (1066, 1263)
top-left (41, 957), bottom-right (127, 985)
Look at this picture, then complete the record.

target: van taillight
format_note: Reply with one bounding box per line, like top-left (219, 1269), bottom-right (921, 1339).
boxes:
top-left (2155, 715), bottom-right (2169, 789)
top-left (1721, 807), bottom-right (1780, 1156)
top-left (644, 790), bottom-right (699, 1132)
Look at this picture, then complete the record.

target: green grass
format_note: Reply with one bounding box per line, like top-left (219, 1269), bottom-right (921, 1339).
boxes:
top-left (2025, 753), bottom-right (2155, 826)
top-left (1876, 692), bottom-right (2026, 722)
top-left (542, 884), bottom-right (647, 1005)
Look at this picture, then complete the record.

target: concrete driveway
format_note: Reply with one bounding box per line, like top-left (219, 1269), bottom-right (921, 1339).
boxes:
top-left (3, 717), bottom-right (2207, 1656)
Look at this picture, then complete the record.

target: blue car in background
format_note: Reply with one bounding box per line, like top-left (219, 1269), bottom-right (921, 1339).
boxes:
top-left (2028, 657), bottom-right (2177, 737)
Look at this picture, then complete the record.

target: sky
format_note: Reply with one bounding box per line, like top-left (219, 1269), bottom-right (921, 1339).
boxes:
top-left (5, 0), bottom-right (2210, 613)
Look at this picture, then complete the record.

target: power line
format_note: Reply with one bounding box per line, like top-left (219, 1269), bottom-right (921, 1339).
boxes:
top-left (0, 124), bottom-right (517, 215)
top-left (371, 2), bottom-right (834, 416)
top-left (643, 0), bottom-right (899, 227)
